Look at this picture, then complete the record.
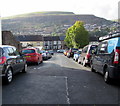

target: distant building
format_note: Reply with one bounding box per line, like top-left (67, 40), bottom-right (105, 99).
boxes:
top-left (16, 35), bottom-right (43, 48)
top-left (16, 35), bottom-right (66, 50)
top-left (2, 31), bottom-right (22, 50)
top-left (89, 36), bottom-right (99, 45)
top-left (43, 36), bottom-right (66, 50)
top-left (59, 36), bottom-right (66, 49)
top-left (89, 36), bottom-right (98, 42)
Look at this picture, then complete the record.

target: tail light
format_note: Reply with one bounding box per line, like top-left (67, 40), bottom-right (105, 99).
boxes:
top-left (113, 49), bottom-right (120, 64)
top-left (86, 53), bottom-right (90, 59)
top-left (0, 57), bottom-right (6, 64)
top-left (70, 50), bottom-right (72, 52)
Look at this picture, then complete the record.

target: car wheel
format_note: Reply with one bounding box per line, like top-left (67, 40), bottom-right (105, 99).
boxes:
top-left (91, 64), bottom-right (95, 72)
top-left (75, 58), bottom-right (78, 62)
top-left (5, 68), bottom-right (13, 84)
top-left (67, 55), bottom-right (70, 58)
top-left (82, 59), bottom-right (86, 67)
top-left (22, 63), bottom-right (27, 73)
top-left (104, 68), bottom-right (111, 84)
top-left (78, 59), bottom-right (80, 64)
top-left (36, 58), bottom-right (40, 65)
top-left (41, 59), bottom-right (43, 63)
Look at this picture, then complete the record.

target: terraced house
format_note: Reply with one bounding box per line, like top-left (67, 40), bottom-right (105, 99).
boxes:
top-left (16, 35), bottom-right (43, 48)
top-left (16, 35), bottom-right (66, 50)
top-left (43, 36), bottom-right (65, 50)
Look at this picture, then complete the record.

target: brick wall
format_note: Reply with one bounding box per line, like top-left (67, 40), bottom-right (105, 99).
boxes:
top-left (2, 31), bottom-right (22, 51)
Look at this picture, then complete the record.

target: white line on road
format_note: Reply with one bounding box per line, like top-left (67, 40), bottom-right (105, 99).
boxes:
top-left (65, 76), bottom-right (70, 104)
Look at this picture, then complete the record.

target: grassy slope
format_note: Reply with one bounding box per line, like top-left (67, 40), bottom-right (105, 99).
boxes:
top-left (2, 11), bottom-right (75, 19)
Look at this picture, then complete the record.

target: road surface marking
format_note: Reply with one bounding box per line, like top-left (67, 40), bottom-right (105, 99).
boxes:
top-left (65, 76), bottom-right (70, 104)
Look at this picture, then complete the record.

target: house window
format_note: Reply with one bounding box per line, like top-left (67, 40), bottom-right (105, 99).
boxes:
top-left (58, 41), bottom-right (61, 44)
top-left (49, 41), bottom-right (52, 45)
top-left (54, 41), bottom-right (57, 44)
top-left (58, 45), bottom-right (61, 49)
top-left (44, 41), bottom-right (48, 46)
top-left (37, 42), bottom-right (40, 46)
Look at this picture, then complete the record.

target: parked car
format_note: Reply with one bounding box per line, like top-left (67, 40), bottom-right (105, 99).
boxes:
top-left (91, 32), bottom-right (120, 83)
top-left (46, 51), bottom-right (52, 59)
top-left (64, 49), bottom-right (69, 56)
top-left (57, 49), bottom-right (65, 53)
top-left (41, 50), bottom-right (48, 60)
top-left (73, 50), bottom-right (82, 62)
top-left (67, 48), bottom-right (78, 58)
top-left (0, 45), bottom-right (27, 84)
top-left (49, 50), bottom-right (54, 55)
top-left (78, 44), bottom-right (98, 66)
top-left (22, 47), bottom-right (43, 65)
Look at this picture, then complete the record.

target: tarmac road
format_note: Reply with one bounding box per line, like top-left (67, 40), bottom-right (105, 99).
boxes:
top-left (2, 53), bottom-right (120, 105)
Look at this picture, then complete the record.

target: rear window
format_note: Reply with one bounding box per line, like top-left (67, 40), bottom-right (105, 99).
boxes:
top-left (78, 51), bottom-right (82, 54)
top-left (41, 51), bottom-right (46, 53)
top-left (0, 48), bottom-right (3, 57)
top-left (22, 49), bottom-right (35, 54)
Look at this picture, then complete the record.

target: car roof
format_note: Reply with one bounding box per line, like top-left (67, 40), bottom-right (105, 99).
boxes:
top-left (22, 47), bottom-right (36, 50)
top-left (0, 45), bottom-right (15, 48)
top-left (99, 32), bottom-right (120, 42)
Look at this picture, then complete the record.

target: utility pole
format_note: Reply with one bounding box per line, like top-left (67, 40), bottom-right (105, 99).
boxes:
top-left (118, 1), bottom-right (120, 22)
top-left (0, 16), bottom-right (2, 45)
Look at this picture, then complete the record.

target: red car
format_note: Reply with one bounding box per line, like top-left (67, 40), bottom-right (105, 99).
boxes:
top-left (22, 47), bottom-right (43, 65)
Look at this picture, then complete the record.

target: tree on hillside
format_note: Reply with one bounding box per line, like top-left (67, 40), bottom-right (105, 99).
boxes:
top-left (64, 21), bottom-right (89, 48)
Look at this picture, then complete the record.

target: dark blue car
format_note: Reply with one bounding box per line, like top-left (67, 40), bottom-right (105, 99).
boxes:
top-left (91, 32), bottom-right (120, 83)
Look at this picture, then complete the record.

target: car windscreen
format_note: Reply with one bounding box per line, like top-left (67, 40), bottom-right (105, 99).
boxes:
top-left (89, 45), bottom-right (98, 54)
top-left (72, 48), bottom-right (78, 51)
top-left (78, 51), bottom-right (82, 54)
top-left (0, 48), bottom-right (3, 57)
top-left (22, 49), bottom-right (35, 54)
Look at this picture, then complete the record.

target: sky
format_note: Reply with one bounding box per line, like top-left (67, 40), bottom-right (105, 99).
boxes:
top-left (0, 0), bottom-right (120, 20)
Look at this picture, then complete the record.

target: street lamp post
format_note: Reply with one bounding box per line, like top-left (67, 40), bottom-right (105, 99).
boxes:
top-left (0, 17), bottom-right (2, 45)
top-left (118, 1), bottom-right (120, 22)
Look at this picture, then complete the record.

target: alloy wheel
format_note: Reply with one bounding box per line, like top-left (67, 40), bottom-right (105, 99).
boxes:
top-left (7, 68), bottom-right (13, 83)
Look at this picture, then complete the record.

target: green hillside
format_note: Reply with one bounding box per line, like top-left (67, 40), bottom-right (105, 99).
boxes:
top-left (2, 11), bottom-right (113, 36)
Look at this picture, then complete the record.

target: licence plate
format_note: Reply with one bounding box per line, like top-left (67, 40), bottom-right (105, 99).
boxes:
top-left (24, 56), bottom-right (31, 57)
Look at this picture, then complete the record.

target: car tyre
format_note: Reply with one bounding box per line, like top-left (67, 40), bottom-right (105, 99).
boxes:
top-left (41, 59), bottom-right (43, 63)
top-left (75, 59), bottom-right (78, 62)
top-left (78, 59), bottom-right (81, 64)
top-left (22, 63), bottom-right (27, 73)
top-left (104, 68), bottom-right (111, 84)
top-left (36, 58), bottom-right (40, 65)
top-left (82, 59), bottom-right (86, 67)
top-left (91, 64), bottom-right (95, 72)
top-left (4, 68), bottom-right (13, 84)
